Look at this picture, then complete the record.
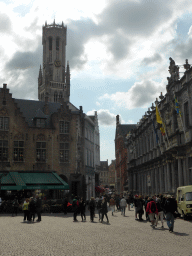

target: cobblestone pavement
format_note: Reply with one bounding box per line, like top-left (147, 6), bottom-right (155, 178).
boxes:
top-left (0, 208), bottom-right (192, 256)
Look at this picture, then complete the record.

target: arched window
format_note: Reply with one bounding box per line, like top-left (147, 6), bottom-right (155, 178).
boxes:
top-left (49, 37), bottom-right (52, 50)
top-left (54, 91), bottom-right (58, 102)
top-left (56, 38), bottom-right (59, 51)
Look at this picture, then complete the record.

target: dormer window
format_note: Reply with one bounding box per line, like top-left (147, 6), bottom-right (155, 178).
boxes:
top-left (36, 118), bottom-right (46, 128)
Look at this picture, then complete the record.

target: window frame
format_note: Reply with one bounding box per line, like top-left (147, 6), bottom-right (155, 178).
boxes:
top-left (0, 140), bottom-right (8, 162)
top-left (59, 121), bottom-right (70, 134)
top-left (36, 142), bottom-right (46, 162)
top-left (0, 117), bottom-right (9, 131)
top-left (60, 143), bottom-right (69, 163)
top-left (13, 141), bottom-right (24, 162)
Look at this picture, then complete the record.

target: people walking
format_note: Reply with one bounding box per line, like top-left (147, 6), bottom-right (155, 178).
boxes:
top-left (120, 196), bottom-right (127, 216)
top-left (36, 195), bottom-right (42, 222)
top-left (72, 197), bottom-right (78, 222)
top-left (109, 196), bottom-right (116, 216)
top-left (12, 196), bottom-right (19, 217)
top-left (29, 197), bottom-right (36, 222)
top-left (22, 198), bottom-right (29, 222)
top-left (97, 196), bottom-right (102, 221)
top-left (134, 195), bottom-right (139, 220)
top-left (146, 197), bottom-right (158, 228)
top-left (79, 197), bottom-right (86, 222)
top-left (164, 195), bottom-right (177, 233)
top-left (101, 197), bottom-right (109, 223)
top-left (89, 197), bottom-right (96, 222)
top-left (126, 195), bottom-right (131, 211)
top-left (155, 197), bottom-right (164, 228)
top-left (115, 195), bottom-right (120, 211)
top-left (136, 196), bottom-right (144, 221)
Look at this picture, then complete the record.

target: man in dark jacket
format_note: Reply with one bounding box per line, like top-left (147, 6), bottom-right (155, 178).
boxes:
top-left (101, 197), bottom-right (109, 223)
top-left (136, 196), bottom-right (144, 221)
top-left (97, 196), bottom-right (102, 221)
top-left (89, 197), bottom-right (96, 222)
top-left (29, 197), bottom-right (36, 222)
top-left (36, 195), bottom-right (42, 222)
top-left (79, 197), bottom-right (86, 222)
top-left (164, 195), bottom-right (177, 233)
top-left (12, 197), bottom-right (19, 217)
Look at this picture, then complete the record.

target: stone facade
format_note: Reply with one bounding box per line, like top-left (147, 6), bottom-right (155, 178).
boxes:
top-left (38, 20), bottom-right (70, 103)
top-left (100, 160), bottom-right (109, 187)
top-left (126, 58), bottom-right (192, 196)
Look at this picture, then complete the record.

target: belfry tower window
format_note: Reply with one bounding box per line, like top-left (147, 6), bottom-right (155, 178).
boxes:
top-left (56, 38), bottom-right (59, 51)
top-left (49, 37), bottom-right (52, 50)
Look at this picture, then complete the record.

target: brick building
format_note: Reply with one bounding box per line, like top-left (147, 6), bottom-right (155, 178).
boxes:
top-left (0, 20), bottom-right (100, 199)
top-left (115, 115), bottom-right (136, 194)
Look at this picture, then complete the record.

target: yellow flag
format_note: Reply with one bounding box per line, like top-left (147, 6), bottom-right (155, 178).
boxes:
top-left (156, 106), bottom-right (165, 135)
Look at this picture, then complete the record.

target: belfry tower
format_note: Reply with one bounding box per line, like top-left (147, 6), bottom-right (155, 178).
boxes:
top-left (38, 20), bottom-right (70, 103)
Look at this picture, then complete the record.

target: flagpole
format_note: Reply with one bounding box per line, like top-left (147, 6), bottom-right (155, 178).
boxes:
top-left (156, 102), bottom-right (170, 148)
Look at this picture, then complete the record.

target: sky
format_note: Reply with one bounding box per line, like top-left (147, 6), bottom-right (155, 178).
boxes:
top-left (1, 0), bottom-right (192, 164)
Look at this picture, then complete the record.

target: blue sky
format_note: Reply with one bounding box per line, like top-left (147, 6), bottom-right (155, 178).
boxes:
top-left (1, 0), bottom-right (192, 163)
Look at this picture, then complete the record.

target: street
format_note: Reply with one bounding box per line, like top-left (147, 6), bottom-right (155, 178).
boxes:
top-left (0, 208), bottom-right (192, 256)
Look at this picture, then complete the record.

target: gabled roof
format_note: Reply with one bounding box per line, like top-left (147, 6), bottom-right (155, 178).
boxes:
top-left (14, 99), bottom-right (61, 128)
top-left (34, 108), bottom-right (47, 119)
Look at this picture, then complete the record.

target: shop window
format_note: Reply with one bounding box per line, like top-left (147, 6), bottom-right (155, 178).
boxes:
top-left (36, 142), bottom-right (46, 162)
top-left (0, 140), bottom-right (8, 161)
top-left (60, 121), bottom-right (69, 134)
top-left (0, 117), bottom-right (9, 130)
top-left (60, 143), bottom-right (69, 162)
top-left (14, 141), bottom-right (24, 162)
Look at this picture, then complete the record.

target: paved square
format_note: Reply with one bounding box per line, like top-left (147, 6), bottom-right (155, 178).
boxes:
top-left (0, 208), bottom-right (192, 256)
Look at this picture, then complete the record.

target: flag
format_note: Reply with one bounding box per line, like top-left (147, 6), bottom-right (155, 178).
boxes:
top-left (152, 119), bottom-right (159, 143)
top-left (175, 97), bottom-right (181, 117)
top-left (156, 105), bottom-right (165, 136)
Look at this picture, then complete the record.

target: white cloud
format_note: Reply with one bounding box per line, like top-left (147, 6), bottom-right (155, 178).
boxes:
top-left (87, 109), bottom-right (125, 126)
top-left (100, 79), bottom-right (165, 110)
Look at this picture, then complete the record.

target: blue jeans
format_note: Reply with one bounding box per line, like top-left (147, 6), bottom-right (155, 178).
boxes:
top-left (121, 206), bottom-right (126, 216)
top-left (166, 212), bottom-right (174, 230)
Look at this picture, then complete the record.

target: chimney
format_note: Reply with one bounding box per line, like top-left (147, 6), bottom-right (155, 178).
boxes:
top-left (79, 106), bottom-right (83, 112)
top-left (116, 115), bottom-right (119, 126)
top-left (3, 83), bottom-right (7, 89)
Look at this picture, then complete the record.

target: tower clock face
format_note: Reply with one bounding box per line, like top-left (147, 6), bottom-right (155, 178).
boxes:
top-left (54, 60), bottom-right (61, 67)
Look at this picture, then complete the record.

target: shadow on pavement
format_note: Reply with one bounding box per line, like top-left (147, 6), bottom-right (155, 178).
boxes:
top-left (174, 232), bottom-right (189, 236)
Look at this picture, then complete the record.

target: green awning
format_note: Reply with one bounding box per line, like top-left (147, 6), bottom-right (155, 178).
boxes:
top-left (0, 172), bottom-right (69, 190)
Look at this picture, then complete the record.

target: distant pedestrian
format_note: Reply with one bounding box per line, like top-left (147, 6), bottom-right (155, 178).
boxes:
top-left (164, 195), bottom-right (177, 233)
top-left (97, 196), bottom-right (102, 221)
top-left (36, 195), bottom-right (42, 222)
top-left (12, 196), bottom-right (19, 217)
top-left (79, 197), bottom-right (86, 222)
top-left (134, 195), bottom-right (139, 219)
top-left (29, 197), bottom-right (36, 222)
top-left (136, 196), bottom-right (144, 221)
top-left (155, 197), bottom-right (164, 228)
top-left (146, 197), bottom-right (158, 228)
top-left (115, 195), bottom-right (120, 211)
top-left (120, 196), bottom-right (127, 216)
top-left (22, 198), bottom-right (29, 222)
top-left (89, 197), bottom-right (96, 222)
top-left (126, 195), bottom-right (131, 211)
top-left (101, 197), bottom-right (109, 223)
top-left (72, 197), bottom-right (78, 222)
top-left (109, 196), bottom-right (116, 216)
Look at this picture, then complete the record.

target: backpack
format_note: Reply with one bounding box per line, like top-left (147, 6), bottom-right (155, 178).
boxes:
top-left (97, 199), bottom-right (102, 209)
top-left (151, 201), bottom-right (156, 213)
